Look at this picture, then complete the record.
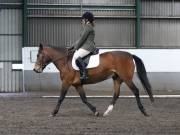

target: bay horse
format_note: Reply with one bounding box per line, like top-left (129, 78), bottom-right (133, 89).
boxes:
top-left (34, 43), bottom-right (154, 117)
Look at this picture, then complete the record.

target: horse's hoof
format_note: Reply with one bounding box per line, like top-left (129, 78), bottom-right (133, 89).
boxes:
top-left (94, 111), bottom-right (99, 117)
top-left (142, 110), bottom-right (150, 117)
top-left (103, 113), bottom-right (109, 117)
top-left (103, 105), bottom-right (113, 117)
top-left (144, 113), bottom-right (150, 117)
top-left (49, 114), bottom-right (55, 117)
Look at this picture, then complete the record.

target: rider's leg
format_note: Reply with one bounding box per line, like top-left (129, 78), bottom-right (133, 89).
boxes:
top-left (73, 48), bottom-right (90, 60)
top-left (76, 57), bottom-right (88, 79)
top-left (73, 48), bottom-right (90, 81)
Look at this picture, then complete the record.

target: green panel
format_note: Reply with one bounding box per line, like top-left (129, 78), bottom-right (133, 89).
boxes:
top-left (135, 0), bottom-right (141, 48)
top-left (23, 0), bottom-right (28, 47)
top-left (0, 3), bottom-right (22, 9)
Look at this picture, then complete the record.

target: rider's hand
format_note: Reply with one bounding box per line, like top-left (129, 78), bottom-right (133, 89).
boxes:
top-left (67, 46), bottom-right (75, 54)
top-left (68, 46), bottom-right (74, 51)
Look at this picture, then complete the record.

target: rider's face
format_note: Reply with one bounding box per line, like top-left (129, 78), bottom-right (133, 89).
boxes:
top-left (81, 19), bottom-right (86, 25)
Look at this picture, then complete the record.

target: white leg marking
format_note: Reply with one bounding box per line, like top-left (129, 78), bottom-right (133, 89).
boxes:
top-left (103, 105), bottom-right (114, 117)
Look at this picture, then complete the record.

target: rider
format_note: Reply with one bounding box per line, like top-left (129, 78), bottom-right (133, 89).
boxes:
top-left (68, 12), bottom-right (97, 82)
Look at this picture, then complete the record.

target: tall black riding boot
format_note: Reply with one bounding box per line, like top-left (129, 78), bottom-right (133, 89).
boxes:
top-left (75, 57), bottom-right (88, 83)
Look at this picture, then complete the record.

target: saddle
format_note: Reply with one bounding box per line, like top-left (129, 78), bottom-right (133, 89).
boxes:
top-left (72, 48), bottom-right (100, 70)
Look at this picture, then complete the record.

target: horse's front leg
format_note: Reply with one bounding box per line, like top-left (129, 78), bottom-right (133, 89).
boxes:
top-left (75, 85), bottom-right (99, 116)
top-left (50, 82), bottom-right (70, 117)
top-left (103, 76), bottom-right (122, 117)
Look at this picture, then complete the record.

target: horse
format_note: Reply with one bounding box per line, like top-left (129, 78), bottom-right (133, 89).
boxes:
top-left (33, 43), bottom-right (154, 117)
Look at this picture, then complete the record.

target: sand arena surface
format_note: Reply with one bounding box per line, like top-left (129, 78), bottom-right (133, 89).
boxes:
top-left (0, 97), bottom-right (179, 135)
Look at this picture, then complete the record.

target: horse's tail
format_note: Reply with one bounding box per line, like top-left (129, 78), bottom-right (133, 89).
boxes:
top-left (132, 55), bottom-right (154, 102)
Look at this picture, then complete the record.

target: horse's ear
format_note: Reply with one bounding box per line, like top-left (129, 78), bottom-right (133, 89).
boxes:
top-left (39, 43), bottom-right (43, 51)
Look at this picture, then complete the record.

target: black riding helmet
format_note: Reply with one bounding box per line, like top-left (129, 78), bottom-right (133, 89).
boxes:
top-left (82, 12), bottom-right (94, 23)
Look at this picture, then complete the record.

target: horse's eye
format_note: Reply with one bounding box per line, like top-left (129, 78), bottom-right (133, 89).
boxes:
top-left (37, 54), bottom-right (39, 57)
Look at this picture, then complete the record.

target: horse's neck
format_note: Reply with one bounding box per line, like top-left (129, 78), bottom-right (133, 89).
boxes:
top-left (48, 47), bottom-right (65, 59)
top-left (49, 48), bottom-right (68, 72)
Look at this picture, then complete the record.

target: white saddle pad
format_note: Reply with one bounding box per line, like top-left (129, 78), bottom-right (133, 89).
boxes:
top-left (72, 54), bottom-right (100, 70)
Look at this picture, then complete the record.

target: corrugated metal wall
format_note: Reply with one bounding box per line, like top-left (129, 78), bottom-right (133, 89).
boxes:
top-left (0, 9), bottom-right (22, 61)
top-left (28, 18), bottom-right (81, 47)
top-left (27, 0), bottom-right (135, 47)
top-left (141, 0), bottom-right (173, 16)
top-left (26, 0), bottom-right (180, 48)
top-left (28, 18), bottom-right (135, 47)
top-left (141, 0), bottom-right (180, 48)
top-left (28, 0), bottom-right (135, 5)
top-left (0, 4), bottom-right (23, 92)
top-left (141, 19), bottom-right (180, 47)
top-left (82, 0), bottom-right (135, 5)
top-left (141, 0), bottom-right (180, 17)
top-left (95, 19), bottom-right (135, 47)
top-left (0, 62), bottom-right (22, 92)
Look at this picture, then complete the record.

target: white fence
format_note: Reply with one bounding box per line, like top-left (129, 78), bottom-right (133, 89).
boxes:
top-left (20, 47), bottom-right (180, 72)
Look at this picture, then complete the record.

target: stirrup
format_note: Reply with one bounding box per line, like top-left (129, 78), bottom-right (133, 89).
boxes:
top-left (80, 75), bottom-right (88, 80)
top-left (80, 73), bottom-right (88, 80)
top-left (80, 78), bottom-right (87, 84)
top-left (80, 73), bottom-right (88, 84)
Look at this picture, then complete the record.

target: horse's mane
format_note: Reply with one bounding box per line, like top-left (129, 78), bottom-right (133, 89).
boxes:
top-left (41, 45), bottom-right (67, 55)
top-left (48, 45), bottom-right (67, 53)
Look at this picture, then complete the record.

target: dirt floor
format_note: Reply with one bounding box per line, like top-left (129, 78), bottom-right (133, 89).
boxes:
top-left (0, 94), bottom-right (179, 135)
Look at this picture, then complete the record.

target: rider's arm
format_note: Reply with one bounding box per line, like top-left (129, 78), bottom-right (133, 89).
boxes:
top-left (73, 25), bottom-right (91, 50)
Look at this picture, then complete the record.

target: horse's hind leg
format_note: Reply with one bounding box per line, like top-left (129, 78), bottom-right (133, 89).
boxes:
top-left (103, 74), bottom-right (122, 117)
top-left (75, 85), bottom-right (99, 116)
top-left (125, 80), bottom-right (149, 116)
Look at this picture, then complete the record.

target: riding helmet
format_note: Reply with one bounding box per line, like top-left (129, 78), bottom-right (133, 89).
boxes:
top-left (82, 12), bottom-right (94, 23)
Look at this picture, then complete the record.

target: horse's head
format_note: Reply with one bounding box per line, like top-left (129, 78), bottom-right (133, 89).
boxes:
top-left (33, 43), bottom-right (51, 73)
